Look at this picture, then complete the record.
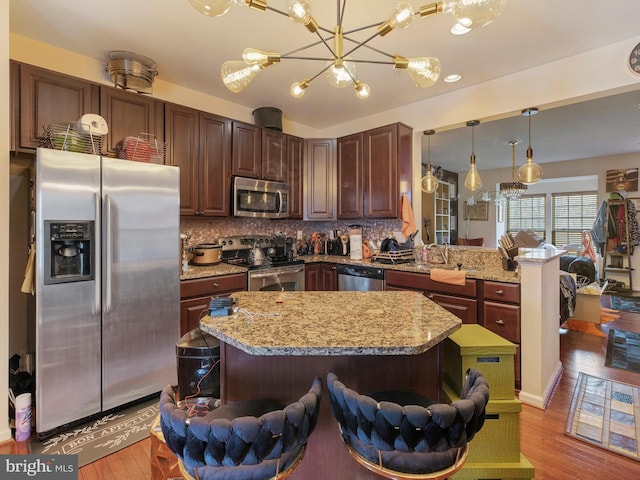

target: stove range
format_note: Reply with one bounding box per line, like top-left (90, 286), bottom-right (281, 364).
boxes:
top-left (218, 235), bottom-right (306, 291)
top-left (218, 235), bottom-right (303, 270)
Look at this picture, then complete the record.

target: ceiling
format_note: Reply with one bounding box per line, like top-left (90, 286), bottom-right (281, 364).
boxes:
top-left (9, 0), bottom-right (640, 172)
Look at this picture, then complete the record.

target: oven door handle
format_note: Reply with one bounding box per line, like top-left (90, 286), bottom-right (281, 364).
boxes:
top-left (250, 267), bottom-right (305, 278)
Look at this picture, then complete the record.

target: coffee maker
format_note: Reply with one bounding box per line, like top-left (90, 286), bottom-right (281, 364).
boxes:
top-left (44, 221), bottom-right (93, 284)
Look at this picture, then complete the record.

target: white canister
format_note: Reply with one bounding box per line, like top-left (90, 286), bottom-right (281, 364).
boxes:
top-left (349, 225), bottom-right (362, 261)
top-left (14, 392), bottom-right (32, 442)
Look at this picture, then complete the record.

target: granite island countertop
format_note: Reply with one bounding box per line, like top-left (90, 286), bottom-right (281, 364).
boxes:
top-left (200, 290), bottom-right (461, 356)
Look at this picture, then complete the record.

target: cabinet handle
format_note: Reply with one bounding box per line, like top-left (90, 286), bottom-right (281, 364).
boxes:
top-left (212, 282), bottom-right (220, 288)
top-left (427, 293), bottom-right (434, 299)
top-left (495, 290), bottom-right (504, 295)
top-left (495, 319), bottom-right (505, 326)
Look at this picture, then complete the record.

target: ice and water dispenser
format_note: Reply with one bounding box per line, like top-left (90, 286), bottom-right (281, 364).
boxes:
top-left (44, 221), bottom-right (94, 284)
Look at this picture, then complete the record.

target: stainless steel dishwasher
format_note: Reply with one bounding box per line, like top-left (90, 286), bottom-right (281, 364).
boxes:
top-left (337, 264), bottom-right (385, 291)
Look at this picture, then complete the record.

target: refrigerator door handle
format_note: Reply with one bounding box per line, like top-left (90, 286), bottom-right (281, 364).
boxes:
top-left (93, 192), bottom-right (101, 315)
top-left (104, 193), bottom-right (113, 314)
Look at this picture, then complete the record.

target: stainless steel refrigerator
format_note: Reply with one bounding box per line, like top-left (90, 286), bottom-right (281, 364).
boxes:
top-left (34, 148), bottom-right (180, 435)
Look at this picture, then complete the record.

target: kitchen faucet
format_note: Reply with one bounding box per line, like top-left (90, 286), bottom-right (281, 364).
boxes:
top-left (427, 243), bottom-right (449, 265)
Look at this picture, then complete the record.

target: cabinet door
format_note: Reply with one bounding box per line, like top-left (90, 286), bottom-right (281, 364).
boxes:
top-left (322, 264), bottom-right (338, 291)
top-left (305, 264), bottom-right (321, 291)
top-left (100, 86), bottom-right (156, 156)
top-left (200, 112), bottom-right (232, 216)
top-left (363, 124), bottom-right (398, 218)
top-left (262, 128), bottom-right (287, 182)
top-left (166, 103), bottom-right (199, 216)
top-left (287, 135), bottom-right (304, 219)
top-left (18, 63), bottom-right (99, 150)
top-left (232, 121), bottom-right (261, 178)
top-left (180, 296), bottom-right (211, 336)
top-left (337, 132), bottom-right (364, 219)
top-left (304, 138), bottom-right (337, 220)
top-left (426, 292), bottom-right (477, 324)
top-left (482, 301), bottom-right (521, 344)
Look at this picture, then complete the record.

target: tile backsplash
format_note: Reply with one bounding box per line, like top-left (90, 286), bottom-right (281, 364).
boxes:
top-left (181, 217), bottom-right (403, 245)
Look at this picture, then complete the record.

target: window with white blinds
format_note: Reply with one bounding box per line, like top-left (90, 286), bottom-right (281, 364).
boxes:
top-left (551, 191), bottom-right (598, 246)
top-left (506, 194), bottom-right (546, 240)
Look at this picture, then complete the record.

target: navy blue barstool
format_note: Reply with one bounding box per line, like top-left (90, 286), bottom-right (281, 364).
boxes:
top-left (160, 376), bottom-right (322, 480)
top-left (327, 368), bottom-right (489, 479)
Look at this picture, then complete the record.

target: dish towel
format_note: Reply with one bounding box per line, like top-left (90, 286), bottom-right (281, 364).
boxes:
top-left (401, 193), bottom-right (416, 239)
top-left (21, 243), bottom-right (35, 295)
top-left (430, 268), bottom-right (467, 286)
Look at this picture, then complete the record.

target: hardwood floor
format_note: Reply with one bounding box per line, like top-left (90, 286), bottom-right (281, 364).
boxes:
top-left (3, 294), bottom-right (640, 479)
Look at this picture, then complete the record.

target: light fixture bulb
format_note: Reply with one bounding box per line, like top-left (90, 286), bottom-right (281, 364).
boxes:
top-left (354, 81), bottom-right (370, 99)
top-left (405, 57), bottom-right (441, 87)
top-left (464, 120), bottom-right (482, 192)
top-left (464, 158), bottom-right (483, 192)
top-left (442, 0), bottom-right (508, 31)
top-left (422, 129), bottom-right (439, 193)
top-left (288, 0), bottom-right (312, 25)
top-left (422, 171), bottom-right (438, 193)
top-left (517, 153), bottom-right (544, 184)
top-left (450, 21), bottom-right (472, 35)
top-left (188, 0), bottom-right (234, 17)
top-left (389, 2), bottom-right (415, 29)
top-left (518, 107), bottom-right (543, 184)
top-left (242, 48), bottom-right (280, 65)
top-left (325, 60), bottom-right (356, 88)
top-left (290, 80), bottom-right (309, 98)
top-left (220, 61), bottom-right (263, 93)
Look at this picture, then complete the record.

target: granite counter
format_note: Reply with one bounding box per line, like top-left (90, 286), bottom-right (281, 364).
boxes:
top-left (199, 290), bottom-right (461, 479)
top-left (200, 290), bottom-right (462, 356)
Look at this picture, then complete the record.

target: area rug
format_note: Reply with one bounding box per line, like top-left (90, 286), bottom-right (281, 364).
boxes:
top-left (565, 372), bottom-right (640, 461)
top-left (610, 295), bottom-right (640, 313)
top-left (29, 397), bottom-right (159, 467)
top-left (606, 329), bottom-right (640, 374)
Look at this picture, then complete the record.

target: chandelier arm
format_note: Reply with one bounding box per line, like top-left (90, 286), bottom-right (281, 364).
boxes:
top-left (281, 56), bottom-right (337, 61)
top-left (343, 30), bottom-right (384, 59)
top-left (263, 5), bottom-right (290, 18)
top-left (342, 59), bottom-right (394, 65)
top-left (338, 0), bottom-right (346, 27)
top-left (282, 37), bottom-right (334, 58)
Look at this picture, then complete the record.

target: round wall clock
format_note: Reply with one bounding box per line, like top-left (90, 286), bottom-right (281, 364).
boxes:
top-left (629, 42), bottom-right (640, 76)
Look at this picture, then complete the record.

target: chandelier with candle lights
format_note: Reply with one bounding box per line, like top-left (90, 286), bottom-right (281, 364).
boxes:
top-left (188, 0), bottom-right (508, 99)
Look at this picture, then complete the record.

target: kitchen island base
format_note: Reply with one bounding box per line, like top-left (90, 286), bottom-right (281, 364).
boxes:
top-left (219, 341), bottom-right (442, 480)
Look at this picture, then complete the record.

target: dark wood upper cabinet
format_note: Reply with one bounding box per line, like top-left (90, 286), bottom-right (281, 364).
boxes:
top-left (231, 121), bottom-right (261, 178)
top-left (336, 123), bottom-right (412, 219)
top-left (166, 103), bottom-right (231, 216)
top-left (287, 134), bottom-right (304, 219)
top-left (304, 138), bottom-right (337, 221)
top-left (337, 132), bottom-right (364, 219)
top-left (17, 62), bottom-right (99, 150)
top-left (165, 103), bottom-right (199, 215)
top-left (363, 122), bottom-right (412, 218)
top-left (100, 86), bottom-right (157, 157)
top-left (261, 128), bottom-right (287, 182)
top-left (199, 112), bottom-right (232, 216)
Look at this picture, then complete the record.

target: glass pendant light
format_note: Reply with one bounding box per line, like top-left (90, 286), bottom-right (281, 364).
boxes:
top-left (421, 130), bottom-right (439, 193)
top-left (393, 56), bottom-right (441, 88)
top-left (499, 140), bottom-right (527, 199)
top-left (290, 79), bottom-right (310, 98)
top-left (188, 0), bottom-right (235, 17)
top-left (517, 107), bottom-right (544, 184)
top-left (464, 120), bottom-right (483, 192)
top-left (220, 61), bottom-right (265, 93)
top-left (441, 0), bottom-right (509, 31)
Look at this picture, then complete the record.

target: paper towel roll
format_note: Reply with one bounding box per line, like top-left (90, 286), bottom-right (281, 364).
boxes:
top-left (77, 114), bottom-right (109, 136)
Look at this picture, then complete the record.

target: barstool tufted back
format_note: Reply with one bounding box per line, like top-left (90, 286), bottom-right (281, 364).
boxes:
top-left (327, 368), bottom-right (489, 478)
top-left (160, 376), bottom-right (322, 480)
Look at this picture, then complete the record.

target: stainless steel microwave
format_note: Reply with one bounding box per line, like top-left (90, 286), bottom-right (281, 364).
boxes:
top-left (232, 176), bottom-right (289, 219)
